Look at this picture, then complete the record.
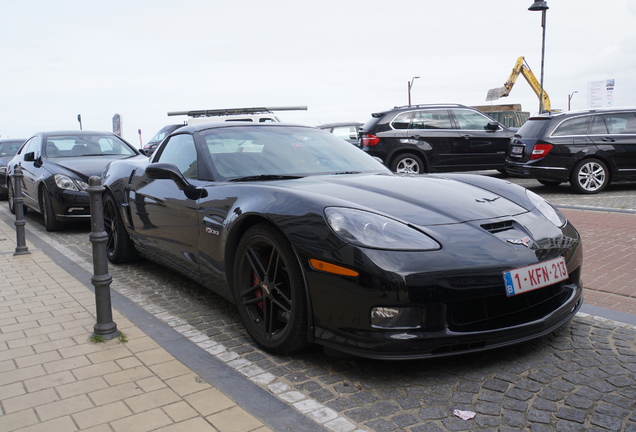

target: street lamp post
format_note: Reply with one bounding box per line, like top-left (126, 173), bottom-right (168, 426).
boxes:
top-left (408, 76), bottom-right (420, 106)
top-left (529, 1), bottom-right (549, 113)
top-left (568, 91), bottom-right (578, 111)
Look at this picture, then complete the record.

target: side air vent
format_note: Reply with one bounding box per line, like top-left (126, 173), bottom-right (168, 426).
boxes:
top-left (481, 220), bottom-right (514, 234)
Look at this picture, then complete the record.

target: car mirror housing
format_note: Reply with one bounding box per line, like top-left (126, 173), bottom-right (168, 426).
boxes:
top-left (487, 121), bottom-right (500, 131)
top-left (24, 152), bottom-right (36, 162)
top-left (145, 162), bottom-right (207, 200)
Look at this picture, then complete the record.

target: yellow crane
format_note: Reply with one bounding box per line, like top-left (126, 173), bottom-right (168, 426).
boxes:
top-left (486, 56), bottom-right (552, 112)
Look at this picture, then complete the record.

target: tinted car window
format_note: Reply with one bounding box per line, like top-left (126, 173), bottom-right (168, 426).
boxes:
top-left (453, 109), bottom-right (493, 130)
top-left (391, 112), bottom-right (413, 130)
top-left (0, 141), bottom-right (22, 156)
top-left (552, 116), bottom-right (591, 136)
top-left (589, 115), bottom-right (608, 135)
top-left (157, 134), bottom-right (198, 180)
top-left (20, 136), bottom-right (40, 156)
top-left (602, 112), bottom-right (636, 134)
top-left (514, 118), bottom-right (550, 138)
top-left (411, 110), bottom-right (452, 130)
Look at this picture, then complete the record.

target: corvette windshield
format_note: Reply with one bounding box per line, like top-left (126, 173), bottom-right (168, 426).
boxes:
top-left (200, 125), bottom-right (389, 180)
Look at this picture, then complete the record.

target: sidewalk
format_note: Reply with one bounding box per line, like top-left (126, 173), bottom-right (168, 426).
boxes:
top-left (0, 219), bottom-right (278, 432)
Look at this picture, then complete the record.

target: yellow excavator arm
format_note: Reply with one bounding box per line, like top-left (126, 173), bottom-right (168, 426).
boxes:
top-left (487, 56), bottom-right (551, 112)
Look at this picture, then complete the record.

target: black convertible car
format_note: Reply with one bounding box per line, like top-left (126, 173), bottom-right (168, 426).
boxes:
top-left (102, 123), bottom-right (583, 359)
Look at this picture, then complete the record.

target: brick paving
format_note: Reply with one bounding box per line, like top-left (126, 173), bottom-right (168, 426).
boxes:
top-left (562, 209), bottom-right (636, 316)
top-left (0, 221), bottom-right (275, 432)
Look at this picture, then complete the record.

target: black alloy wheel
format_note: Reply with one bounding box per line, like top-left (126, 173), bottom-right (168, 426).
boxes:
top-left (103, 193), bottom-right (136, 263)
top-left (570, 158), bottom-right (609, 194)
top-left (234, 223), bottom-right (309, 354)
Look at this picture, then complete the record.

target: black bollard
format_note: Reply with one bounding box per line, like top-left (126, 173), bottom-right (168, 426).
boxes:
top-left (12, 166), bottom-right (30, 256)
top-left (87, 176), bottom-right (120, 339)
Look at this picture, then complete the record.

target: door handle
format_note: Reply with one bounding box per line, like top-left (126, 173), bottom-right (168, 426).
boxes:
top-left (461, 135), bottom-right (471, 139)
top-left (601, 137), bottom-right (615, 142)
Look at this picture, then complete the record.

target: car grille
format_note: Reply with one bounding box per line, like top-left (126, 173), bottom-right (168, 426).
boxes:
top-left (447, 277), bottom-right (576, 332)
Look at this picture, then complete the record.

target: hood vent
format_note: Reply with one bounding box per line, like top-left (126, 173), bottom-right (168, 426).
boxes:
top-left (481, 220), bottom-right (514, 234)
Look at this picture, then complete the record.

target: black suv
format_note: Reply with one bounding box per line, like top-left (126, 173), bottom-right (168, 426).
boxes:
top-left (505, 108), bottom-right (636, 194)
top-left (359, 104), bottom-right (516, 173)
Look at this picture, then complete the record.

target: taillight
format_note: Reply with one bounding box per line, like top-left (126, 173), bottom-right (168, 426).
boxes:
top-left (530, 144), bottom-right (553, 160)
top-left (360, 133), bottom-right (380, 147)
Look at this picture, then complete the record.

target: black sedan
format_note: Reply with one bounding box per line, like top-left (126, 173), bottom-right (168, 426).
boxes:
top-left (102, 122), bottom-right (583, 359)
top-left (1, 138), bottom-right (25, 199)
top-left (7, 130), bottom-right (140, 231)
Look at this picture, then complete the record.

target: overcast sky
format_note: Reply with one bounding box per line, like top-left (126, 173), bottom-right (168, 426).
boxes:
top-left (2, 0), bottom-right (635, 146)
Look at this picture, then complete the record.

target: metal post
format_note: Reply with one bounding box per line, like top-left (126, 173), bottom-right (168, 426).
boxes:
top-left (12, 166), bottom-right (30, 255)
top-left (538, 9), bottom-right (547, 113)
top-left (87, 176), bottom-right (119, 339)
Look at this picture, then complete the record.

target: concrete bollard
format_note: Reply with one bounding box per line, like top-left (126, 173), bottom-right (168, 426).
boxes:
top-left (87, 176), bottom-right (120, 339)
top-left (11, 166), bottom-right (30, 256)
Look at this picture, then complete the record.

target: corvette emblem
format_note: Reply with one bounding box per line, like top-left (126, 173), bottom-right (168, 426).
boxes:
top-left (505, 236), bottom-right (532, 247)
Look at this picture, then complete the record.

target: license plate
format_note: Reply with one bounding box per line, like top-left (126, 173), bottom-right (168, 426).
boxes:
top-left (510, 145), bottom-right (524, 155)
top-left (503, 256), bottom-right (568, 296)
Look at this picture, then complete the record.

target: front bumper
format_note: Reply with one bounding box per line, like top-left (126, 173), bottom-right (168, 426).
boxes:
top-left (50, 189), bottom-right (91, 220)
top-left (301, 215), bottom-right (583, 359)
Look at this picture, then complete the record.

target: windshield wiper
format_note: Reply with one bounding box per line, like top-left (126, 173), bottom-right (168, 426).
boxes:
top-left (333, 171), bottom-right (362, 175)
top-left (229, 174), bottom-right (303, 182)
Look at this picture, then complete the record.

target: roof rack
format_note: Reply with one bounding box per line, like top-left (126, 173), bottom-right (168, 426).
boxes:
top-left (167, 106), bottom-right (308, 118)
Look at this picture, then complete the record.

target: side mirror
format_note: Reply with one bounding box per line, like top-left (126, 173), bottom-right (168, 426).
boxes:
top-left (486, 121), bottom-right (500, 131)
top-left (145, 163), bottom-right (207, 200)
top-left (24, 152), bottom-right (36, 162)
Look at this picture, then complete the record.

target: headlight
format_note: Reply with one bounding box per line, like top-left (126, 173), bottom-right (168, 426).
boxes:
top-left (325, 207), bottom-right (441, 250)
top-left (526, 190), bottom-right (566, 227)
top-left (54, 174), bottom-right (88, 191)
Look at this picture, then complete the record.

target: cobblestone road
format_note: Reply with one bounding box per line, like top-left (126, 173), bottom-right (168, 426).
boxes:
top-left (3, 176), bottom-right (635, 431)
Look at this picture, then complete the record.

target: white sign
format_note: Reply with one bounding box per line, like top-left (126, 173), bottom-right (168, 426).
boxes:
top-left (587, 79), bottom-right (615, 108)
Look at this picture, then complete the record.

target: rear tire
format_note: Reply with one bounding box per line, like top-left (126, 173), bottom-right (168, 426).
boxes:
top-left (569, 158), bottom-right (608, 194)
top-left (391, 153), bottom-right (425, 174)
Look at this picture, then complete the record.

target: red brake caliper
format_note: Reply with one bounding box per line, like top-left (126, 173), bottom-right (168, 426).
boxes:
top-left (254, 272), bottom-right (264, 310)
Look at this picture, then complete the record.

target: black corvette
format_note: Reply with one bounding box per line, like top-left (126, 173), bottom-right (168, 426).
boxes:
top-left (102, 122), bottom-right (583, 360)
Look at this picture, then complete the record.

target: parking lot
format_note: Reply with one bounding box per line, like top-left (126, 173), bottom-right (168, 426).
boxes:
top-left (2, 174), bottom-right (635, 432)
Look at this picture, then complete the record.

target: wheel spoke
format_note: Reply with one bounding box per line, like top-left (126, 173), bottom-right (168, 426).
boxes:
top-left (245, 245), bottom-right (267, 284)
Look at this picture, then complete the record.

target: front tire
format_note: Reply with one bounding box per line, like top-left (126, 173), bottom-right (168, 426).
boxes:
top-left (7, 180), bottom-right (17, 215)
top-left (390, 153), bottom-right (425, 174)
top-left (104, 192), bottom-right (136, 263)
top-left (41, 189), bottom-right (65, 231)
top-left (569, 158), bottom-right (609, 194)
top-left (233, 223), bottom-right (309, 354)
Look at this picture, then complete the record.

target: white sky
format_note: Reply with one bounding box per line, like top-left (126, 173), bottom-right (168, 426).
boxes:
top-left (2, 0), bottom-right (635, 146)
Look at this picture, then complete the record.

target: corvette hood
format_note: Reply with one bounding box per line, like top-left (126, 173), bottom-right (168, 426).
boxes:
top-left (282, 174), bottom-right (529, 226)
